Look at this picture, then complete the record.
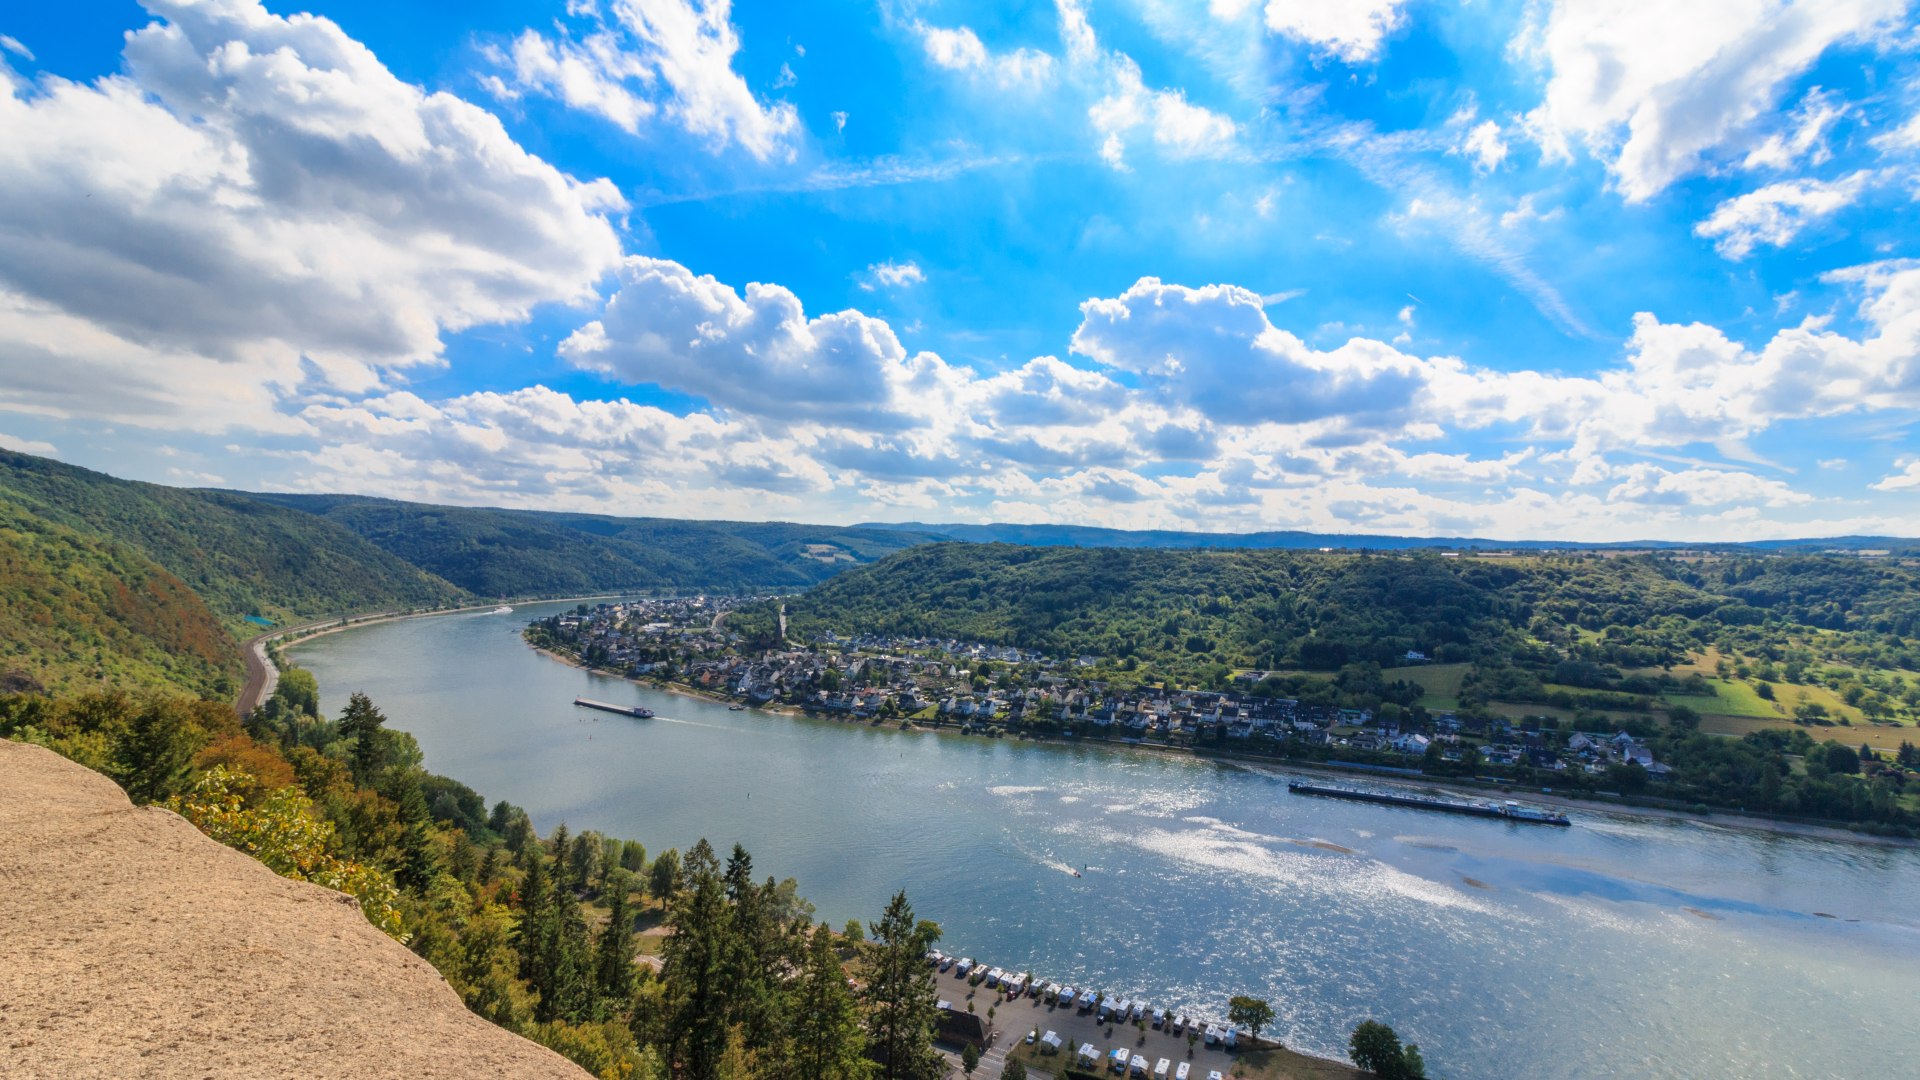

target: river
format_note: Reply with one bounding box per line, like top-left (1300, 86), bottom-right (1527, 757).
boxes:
top-left (294, 601), bottom-right (1920, 1079)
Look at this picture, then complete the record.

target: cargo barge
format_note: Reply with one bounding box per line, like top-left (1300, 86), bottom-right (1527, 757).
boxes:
top-left (573, 697), bottom-right (656, 719)
top-left (1288, 780), bottom-right (1571, 826)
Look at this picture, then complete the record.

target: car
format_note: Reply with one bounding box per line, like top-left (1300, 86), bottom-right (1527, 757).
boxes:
top-left (1025, 1029), bottom-right (1037, 1045)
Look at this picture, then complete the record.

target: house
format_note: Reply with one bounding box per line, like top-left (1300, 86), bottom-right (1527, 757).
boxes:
top-left (1404, 650), bottom-right (1428, 662)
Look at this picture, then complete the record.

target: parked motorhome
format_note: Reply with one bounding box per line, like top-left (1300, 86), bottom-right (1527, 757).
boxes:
top-left (1154, 1059), bottom-right (1171, 1079)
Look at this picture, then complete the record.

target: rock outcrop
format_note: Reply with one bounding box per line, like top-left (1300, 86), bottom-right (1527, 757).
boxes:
top-left (0, 740), bottom-right (589, 1079)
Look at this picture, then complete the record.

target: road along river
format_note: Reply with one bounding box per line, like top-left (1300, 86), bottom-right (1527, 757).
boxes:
top-left (294, 601), bottom-right (1920, 1080)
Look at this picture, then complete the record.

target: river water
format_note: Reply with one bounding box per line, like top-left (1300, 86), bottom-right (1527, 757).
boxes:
top-left (295, 602), bottom-right (1920, 1079)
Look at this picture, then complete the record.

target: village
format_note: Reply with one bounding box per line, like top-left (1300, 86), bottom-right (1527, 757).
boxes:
top-left (526, 599), bottom-right (1675, 784)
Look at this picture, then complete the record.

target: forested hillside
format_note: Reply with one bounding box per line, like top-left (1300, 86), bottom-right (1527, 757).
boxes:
top-left (250, 493), bottom-right (926, 596)
top-left (0, 501), bottom-right (242, 697)
top-left (784, 544), bottom-right (1920, 681)
top-left (0, 452), bottom-right (467, 629)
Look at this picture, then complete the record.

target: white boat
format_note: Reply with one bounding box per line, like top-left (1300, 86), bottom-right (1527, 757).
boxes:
top-left (492, 605), bottom-right (513, 614)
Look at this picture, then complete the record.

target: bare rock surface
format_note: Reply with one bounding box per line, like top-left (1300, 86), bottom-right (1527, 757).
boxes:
top-left (0, 739), bottom-right (589, 1079)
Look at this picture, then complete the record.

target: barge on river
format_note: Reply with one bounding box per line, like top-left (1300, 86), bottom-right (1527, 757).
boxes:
top-left (1288, 780), bottom-right (1571, 826)
top-left (573, 697), bottom-right (655, 719)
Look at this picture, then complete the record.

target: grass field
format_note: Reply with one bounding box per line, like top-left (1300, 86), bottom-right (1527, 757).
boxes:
top-left (1382, 662), bottom-right (1468, 710)
top-left (1660, 677), bottom-right (1866, 723)
top-left (1696, 713), bottom-right (1915, 751)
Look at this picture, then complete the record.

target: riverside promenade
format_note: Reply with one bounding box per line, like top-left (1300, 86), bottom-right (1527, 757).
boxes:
top-left (930, 962), bottom-right (1239, 1077)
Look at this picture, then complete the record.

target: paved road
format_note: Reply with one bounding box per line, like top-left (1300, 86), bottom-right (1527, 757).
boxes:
top-left (931, 961), bottom-right (1237, 1078)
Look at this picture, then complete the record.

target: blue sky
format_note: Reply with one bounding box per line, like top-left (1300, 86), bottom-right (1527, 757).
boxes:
top-left (2, 0), bottom-right (1919, 539)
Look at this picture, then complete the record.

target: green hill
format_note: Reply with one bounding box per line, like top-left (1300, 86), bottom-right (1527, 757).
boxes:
top-left (0, 451), bottom-right (468, 631)
top-left (247, 493), bottom-right (927, 596)
top-left (783, 543), bottom-right (1920, 684)
top-left (0, 499), bottom-right (241, 697)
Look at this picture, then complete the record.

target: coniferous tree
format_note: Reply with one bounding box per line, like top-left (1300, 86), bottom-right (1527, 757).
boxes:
top-left (113, 697), bottom-right (204, 804)
top-left (595, 882), bottom-right (637, 1010)
top-left (337, 692), bottom-right (388, 786)
top-left (550, 823), bottom-right (573, 888)
top-left (661, 840), bottom-right (732, 1080)
top-left (787, 923), bottom-right (872, 1080)
top-left (392, 771), bottom-right (440, 892)
top-left (863, 891), bottom-right (942, 1080)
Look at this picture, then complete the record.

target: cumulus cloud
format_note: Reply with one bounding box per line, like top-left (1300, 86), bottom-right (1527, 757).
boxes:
top-left (1873, 459), bottom-right (1920, 491)
top-left (1262, 0), bottom-right (1407, 63)
top-left (1694, 171), bottom-right (1877, 259)
top-left (1743, 87), bottom-right (1849, 171)
top-left (0, 0), bottom-right (624, 431)
top-left (861, 261), bottom-right (926, 291)
top-left (559, 257), bottom-right (938, 425)
top-left (915, 22), bottom-right (1055, 89)
top-left (489, 0), bottom-right (799, 160)
top-left (1459, 120), bottom-right (1508, 172)
top-left (1519, 0), bottom-right (1907, 201)
top-left (1607, 464), bottom-right (1814, 507)
top-left (0, 432), bottom-right (56, 456)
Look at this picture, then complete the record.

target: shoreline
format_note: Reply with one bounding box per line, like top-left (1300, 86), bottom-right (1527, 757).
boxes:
top-left (529, 641), bottom-right (1915, 849)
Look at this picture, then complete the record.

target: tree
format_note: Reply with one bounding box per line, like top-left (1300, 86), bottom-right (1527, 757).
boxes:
top-left (595, 884), bottom-right (637, 1009)
top-left (961, 1043), bottom-right (980, 1074)
top-left (1824, 742), bottom-right (1861, 775)
top-left (1000, 1060), bottom-right (1027, 1080)
top-left (113, 697), bottom-right (205, 804)
top-left (661, 840), bottom-right (732, 1080)
top-left (1349, 1021), bottom-right (1424, 1079)
top-left (649, 847), bottom-right (682, 900)
top-left (863, 891), bottom-right (942, 1080)
top-left (787, 924), bottom-right (872, 1080)
top-left (1228, 995), bottom-right (1275, 1040)
top-left (337, 692), bottom-right (388, 786)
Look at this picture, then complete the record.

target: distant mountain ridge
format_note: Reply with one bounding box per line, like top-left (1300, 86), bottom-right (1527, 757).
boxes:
top-left (857, 520), bottom-right (1920, 553)
top-left (244, 493), bottom-right (930, 596)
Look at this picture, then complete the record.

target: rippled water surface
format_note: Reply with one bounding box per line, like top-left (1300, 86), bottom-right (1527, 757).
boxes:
top-left (296, 602), bottom-right (1920, 1079)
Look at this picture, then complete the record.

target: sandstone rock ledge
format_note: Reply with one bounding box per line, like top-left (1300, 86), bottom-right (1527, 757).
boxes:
top-left (0, 740), bottom-right (589, 1079)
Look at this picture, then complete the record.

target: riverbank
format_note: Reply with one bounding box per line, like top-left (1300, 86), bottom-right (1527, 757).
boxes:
top-left (528, 639), bottom-right (1915, 849)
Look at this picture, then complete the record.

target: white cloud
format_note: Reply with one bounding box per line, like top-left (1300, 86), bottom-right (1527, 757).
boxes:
top-left (1743, 87), bottom-right (1848, 171)
top-left (1607, 463), bottom-right (1813, 507)
top-left (915, 22), bottom-right (1055, 89)
top-left (492, 0), bottom-right (799, 160)
top-left (1694, 171), bottom-right (1876, 259)
top-left (1460, 120), bottom-right (1508, 172)
top-left (861, 260), bottom-right (926, 291)
top-left (0, 0), bottom-right (624, 432)
top-left (1262, 0), bottom-right (1408, 63)
top-left (1058, 0), bottom-right (1237, 168)
top-left (1872, 458), bottom-right (1920, 490)
top-left (1499, 193), bottom-right (1564, 230)
top-left (0, 432), bottom-right (56, 456)
top-left (1087, 54), bottom-right (1235, 168)
top-left (0, 34), bottom-right (33, 61)
top-left (559, 257), bottom-right (937, 425)
top-left (1519, 0), bottom-right (1906, 201)
top-left (832, 110), bottom-right (848, 133)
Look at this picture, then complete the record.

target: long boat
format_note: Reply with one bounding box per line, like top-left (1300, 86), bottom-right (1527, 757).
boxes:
top-left (1287, 780), bottom-right (1571, 826)
top-left (573, 697), bottom-right (655, 719)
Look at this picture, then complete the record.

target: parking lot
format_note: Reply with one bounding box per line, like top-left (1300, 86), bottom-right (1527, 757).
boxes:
top-left (930, 958), bottom-right (1239, 1078)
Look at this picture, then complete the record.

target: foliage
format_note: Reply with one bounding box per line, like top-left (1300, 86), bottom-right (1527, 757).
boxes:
top-left (167, 765), bottom-right (405, 938)
top-left (0, 449), bottom-right (466, 631)
top-left (1228, 995), bottom-right (1275, 1038)
top-left (0, 499), bottom-right (240, 697)
top-left (1349, 1021), bottom-right (1425, 1079)
top-left (249, 492), bottom-right (927, 597)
